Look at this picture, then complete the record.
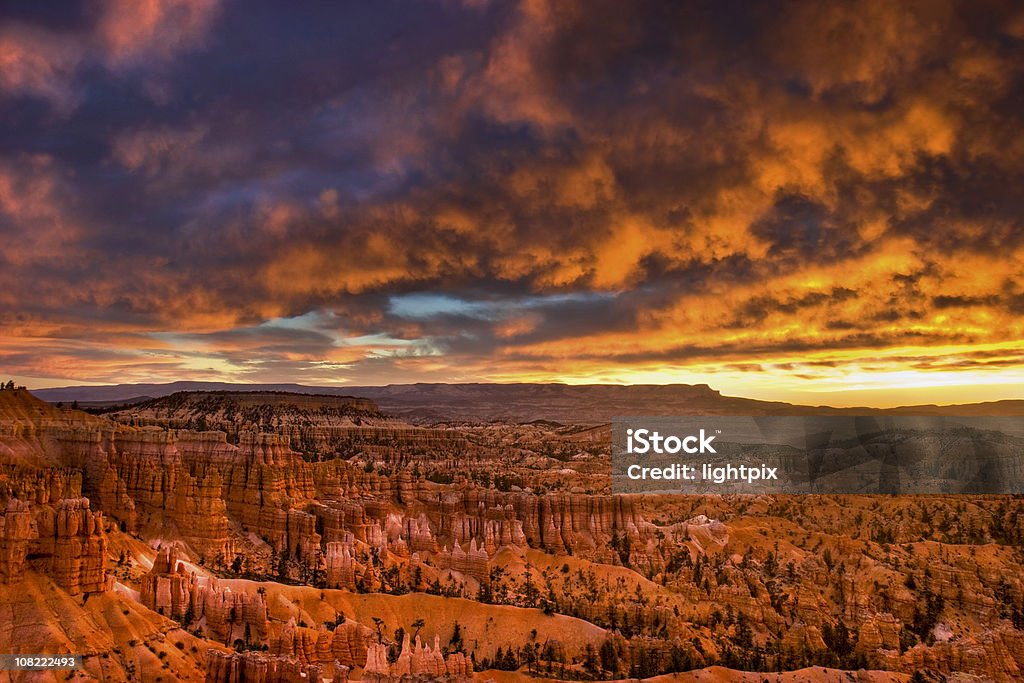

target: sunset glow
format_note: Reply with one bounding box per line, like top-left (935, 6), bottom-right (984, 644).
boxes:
top-left (2, 1), bottom-right (1023, 405)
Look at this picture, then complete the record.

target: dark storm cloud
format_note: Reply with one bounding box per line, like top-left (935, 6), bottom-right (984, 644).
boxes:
top-left (730, 288), bottom-right (860, 328)
top-left (1, 0), bottom-right (1023, 390)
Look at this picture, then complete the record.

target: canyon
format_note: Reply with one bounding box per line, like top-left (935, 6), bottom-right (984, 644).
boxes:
top-left (0, 385), bottom-right (1023, 682)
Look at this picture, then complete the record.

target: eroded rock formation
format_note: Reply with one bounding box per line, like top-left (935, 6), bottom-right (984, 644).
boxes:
top-left (5, 388), bottom-right (1024, 682)
top-left (363, 633), bottom-right (472, 683)
top-left (204, 649), bottom-right (345, 683)
top-left (0, 484), bottom-right (107, 594)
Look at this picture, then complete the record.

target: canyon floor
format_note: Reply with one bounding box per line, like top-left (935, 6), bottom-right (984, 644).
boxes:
top-left (1, 386), bottom-right (1022, 682)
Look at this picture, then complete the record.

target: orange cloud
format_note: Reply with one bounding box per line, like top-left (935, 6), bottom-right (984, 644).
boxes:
top-left (98, 0), bottom-right (221, 67)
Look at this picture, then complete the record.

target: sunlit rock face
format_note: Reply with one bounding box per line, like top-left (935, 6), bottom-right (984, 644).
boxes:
top-left (0, 492), bottom-right (107, 595)
top-left (0, 498), bottom-right (35, 583)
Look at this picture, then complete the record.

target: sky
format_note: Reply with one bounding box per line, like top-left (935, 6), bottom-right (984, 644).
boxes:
top-left (1, 0), bottom-right (1023, 407)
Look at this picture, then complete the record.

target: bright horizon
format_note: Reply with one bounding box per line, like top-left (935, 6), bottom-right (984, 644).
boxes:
top-left (15, 374), bottom-right (1024, 410)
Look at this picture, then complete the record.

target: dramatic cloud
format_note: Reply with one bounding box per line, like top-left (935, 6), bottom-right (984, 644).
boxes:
top-left (0, 0), bottom-right (219, 109)
top-left (0, 0), bottom-right (1022, 405)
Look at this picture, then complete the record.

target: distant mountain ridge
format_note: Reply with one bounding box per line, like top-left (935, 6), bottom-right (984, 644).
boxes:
top-left (34, 381), bottom-right (360, 403)
top-left (31, 381), bottom-right (1024, 424)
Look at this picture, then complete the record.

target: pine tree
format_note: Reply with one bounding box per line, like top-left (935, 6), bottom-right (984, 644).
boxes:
top-left (600, 638), bottom-right (619, 674)
top-left (449, 622), bottom-right (464, 653)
